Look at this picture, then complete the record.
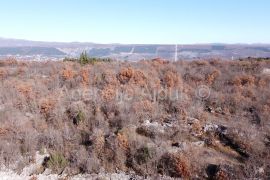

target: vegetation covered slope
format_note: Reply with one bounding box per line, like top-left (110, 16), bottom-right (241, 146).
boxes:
top-left (0, 58), bottom-right (269, 179)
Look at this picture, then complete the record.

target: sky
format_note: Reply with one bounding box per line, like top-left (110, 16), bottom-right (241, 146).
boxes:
top-left (0, 0), bottom-right (270, 44)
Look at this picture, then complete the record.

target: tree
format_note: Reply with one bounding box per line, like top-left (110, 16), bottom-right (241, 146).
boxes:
top-left (79, 51), bottom-right (89, 65)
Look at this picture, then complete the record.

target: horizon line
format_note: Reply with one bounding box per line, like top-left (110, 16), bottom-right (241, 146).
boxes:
top-left (1, 37), bottom-right (270, 46)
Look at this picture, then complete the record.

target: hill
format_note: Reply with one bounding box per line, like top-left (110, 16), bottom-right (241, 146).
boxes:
top-left (0, 58), bottom-right (269, 179)
top-left (0, 47), bottom-right (66, 56)
top-left (1, 38), bottom-right (270, 60)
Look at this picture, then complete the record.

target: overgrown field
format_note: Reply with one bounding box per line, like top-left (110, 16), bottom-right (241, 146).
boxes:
top-left (0, 58), bottom-right (269, 179)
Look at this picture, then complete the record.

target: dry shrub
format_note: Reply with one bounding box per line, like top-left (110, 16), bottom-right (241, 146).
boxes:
top-left (101, 85), bottom-right (116, 101)
top-left (40, 98), bottom-right (56, 115)
top-left (232, 75), bottom-right (255, 87)
top-left (132, 70), bottom-right (147, 87)
top-left (94, 69), bottom-right (118, 88)
top-left (209, 59), bottom-right (222, 66)
top-left (223, 92), bottom-right (247, 114)
top-left (189, 120), bottom-right (203, 137)
top-left (103, 70), bottom-right (118, 86)
top-left (192, 60), bottom-right (209, 66)
top-left (100, 135), bottom-right (128, 172)
top-left (231, 77), bottom-right (242, 86)
top-left (237, 60), bottom-right (260, 73)
top-left (91, 129), bottom-right (105, 157)
top-left (183, 72), bottom-right (204, 85)
top-left (151, 58), bottom-right (169, 65)
top-left (0, 128), bottom-right (10, 136)
top-left (158, 153), bottom-right (191, 178)
top-left (150, 77), bottom-right (162, 90)
top-left (62, 68), bottom-right (75, 80)
top-left (1, 59), bottom-right (18, 66)
top-left (256, 76), bottom-right (269, 87)
top-left (16, 84), bottom-right (33, 98)
top-left (262, 105), bottom-right (270, 113)
top-left (116, 132), bottom-right (129, 152)
top-left (0, 68), bottom-right (7, 79)
top-left (242, 89), bottom-right (256, 100)
top-left (132, 100), bottom-right (153, 113)
top-left (80, 68), bottom-right (89, 86)
top-left (239, 75), bottom-right (255, 86)
top-left (150, 59), bottom-right (169, 71)
top-left (205, 70), bottom-right (221, 85)
top-left (117, 85), bottom-right (131, 98)
top-left (162, 70), bottom-right (182, 88)
top-left (16, 67), bottom-right (26, 76)
top-left (118, 67), bottom-right (134, 84)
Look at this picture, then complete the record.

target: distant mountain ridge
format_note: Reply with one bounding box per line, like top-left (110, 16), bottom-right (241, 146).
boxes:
top-left (0, 37), bottom-right (270, 60)
top-left (1, 37), bottom-right (270, 48)
top-left (0, 47), bottom-right (66, 56)
top-left (0, 37), bottom-right (96, 48)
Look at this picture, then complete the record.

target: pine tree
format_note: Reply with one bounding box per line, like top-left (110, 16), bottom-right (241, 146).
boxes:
top-left (79, 51), bottom-right (89, 65)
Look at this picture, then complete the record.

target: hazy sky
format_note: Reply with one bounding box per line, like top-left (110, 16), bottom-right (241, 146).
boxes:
top-left (0, 0), bottom-right (269, 44)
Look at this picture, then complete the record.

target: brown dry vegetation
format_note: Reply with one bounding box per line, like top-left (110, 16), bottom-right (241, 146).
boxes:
top-left (0, 58), bottom-right (270, 179)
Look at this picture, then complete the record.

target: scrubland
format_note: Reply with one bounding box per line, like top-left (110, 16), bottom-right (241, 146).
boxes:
top-left (0, 58), bottom-right (269, 179)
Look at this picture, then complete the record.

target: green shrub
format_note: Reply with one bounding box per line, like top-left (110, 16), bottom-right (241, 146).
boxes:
top-left (73, 110), bottom-right (85, 125)
top-left (45, 152), bottom-right (68, 172)
top-left (79, 51), bottom-right (89, 65)
top-left (63, 51), bottom-right (112, 65)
